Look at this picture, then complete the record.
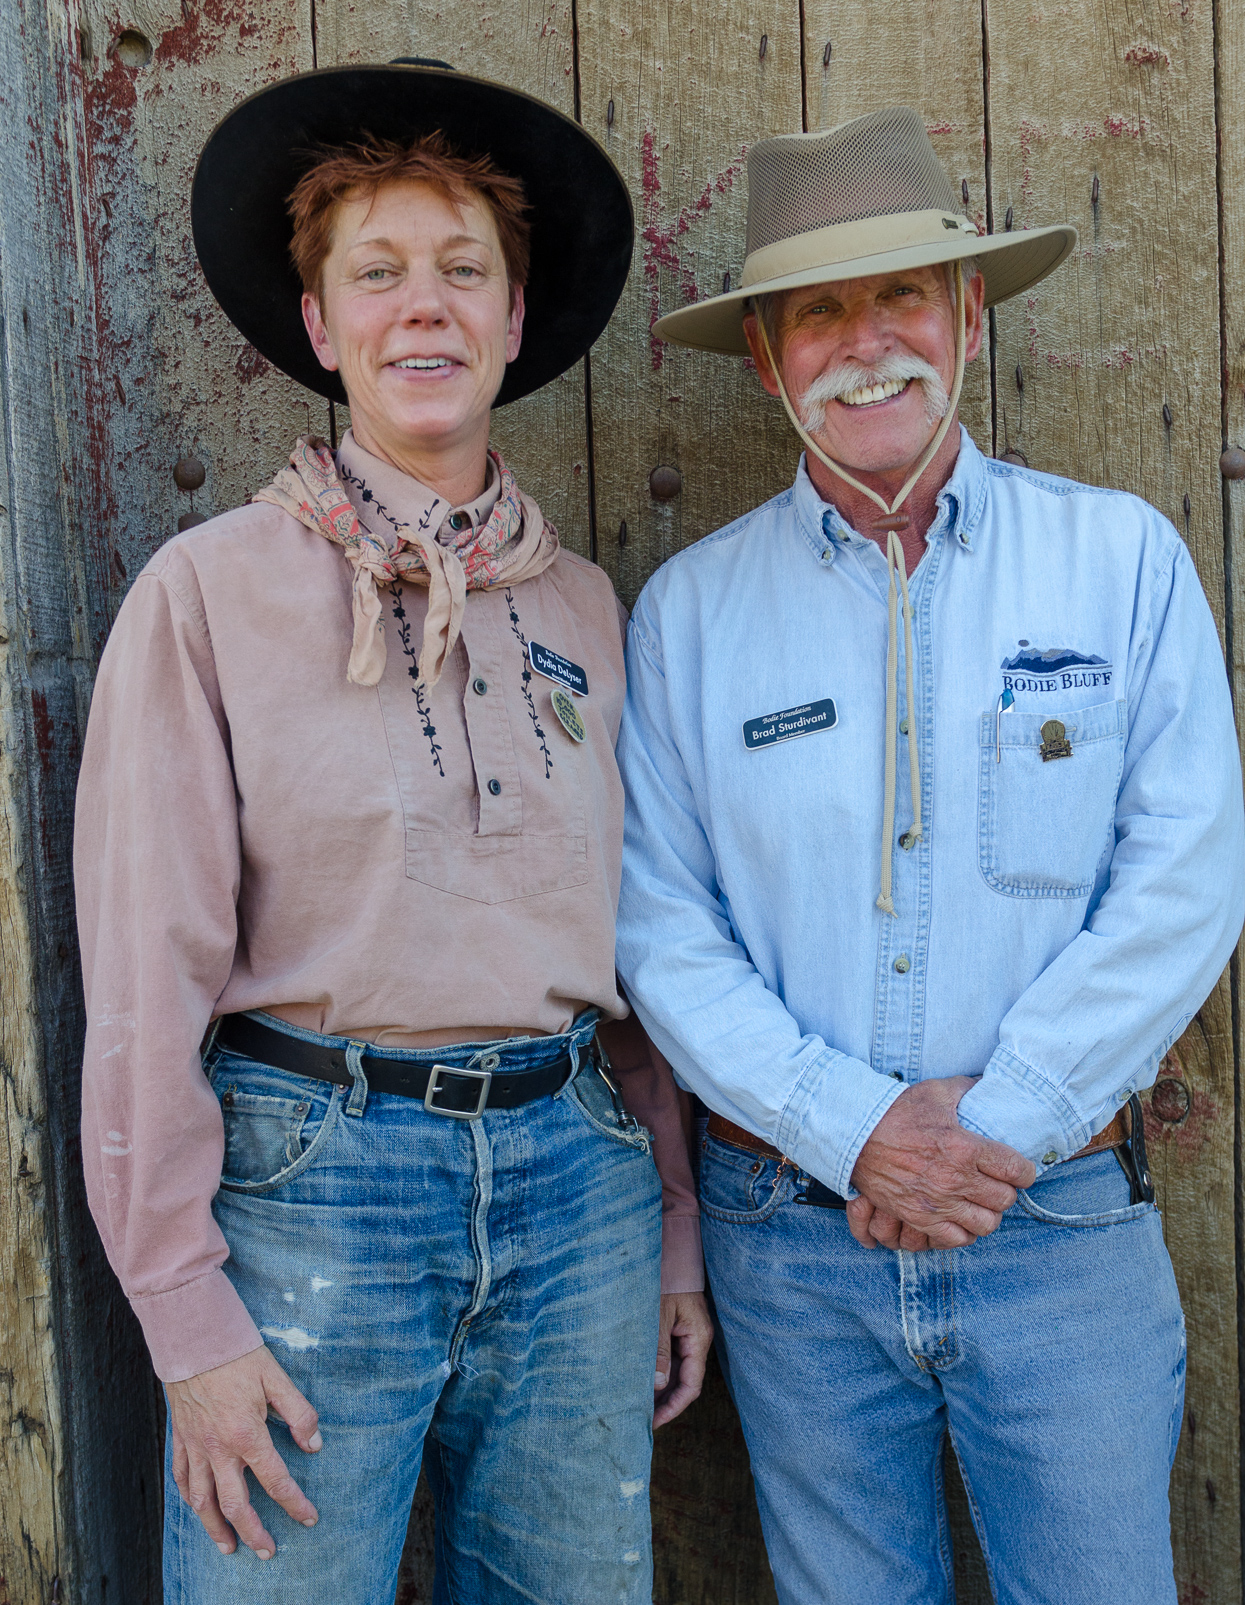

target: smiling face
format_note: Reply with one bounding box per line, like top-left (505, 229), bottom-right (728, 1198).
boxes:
top-left (744, 264), bottom-right (984, 479)
top-left (301, 179), bottom-right (523, 475)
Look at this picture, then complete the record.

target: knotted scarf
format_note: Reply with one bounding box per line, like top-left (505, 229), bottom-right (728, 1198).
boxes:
top-left (254, 436), bottom-right (559, 687)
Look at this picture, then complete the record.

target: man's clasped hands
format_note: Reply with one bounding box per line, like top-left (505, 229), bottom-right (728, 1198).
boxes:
top-left (846, 1077), bottom-right (1037, 1252)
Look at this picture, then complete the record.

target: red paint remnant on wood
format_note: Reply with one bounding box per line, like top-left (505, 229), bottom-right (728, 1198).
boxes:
top-left (1143, 1054), bottom-right (1219, 1160)
top-left (925, 121), bottom-right (954, 136)
top-left (1124, 43), bottom-right (1170, 67)
top-left (154, 0), bottom-right (255, 69)
top-left (235, 344), bottom-right (272, 384)
top-left (640, 131), bottom-right (745, 371)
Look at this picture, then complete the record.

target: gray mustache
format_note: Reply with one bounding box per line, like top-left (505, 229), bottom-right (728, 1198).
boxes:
top-left (798, 357), bottom-right (951, 431)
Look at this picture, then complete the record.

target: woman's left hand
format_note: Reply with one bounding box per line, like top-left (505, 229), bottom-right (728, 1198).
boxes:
top-left (654, 1291), bottom-right (714, 1428)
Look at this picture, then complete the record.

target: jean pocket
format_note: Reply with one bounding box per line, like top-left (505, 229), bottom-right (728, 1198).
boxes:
top-left (563, 1066), bottom-right (653, 1154)
top-left (698, 1135), bottom-right (788, 1223)
top-left (1016, 1148), bottom-right (1155, 1226)
top-left (978, 698), bottom-right (1125, 897)
top-left (208, 1051), bottom-right (342, 1192)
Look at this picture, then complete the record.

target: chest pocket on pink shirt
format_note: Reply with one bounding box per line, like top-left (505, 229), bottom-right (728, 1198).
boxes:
top-left (376, 585), bottom-right (592, 904)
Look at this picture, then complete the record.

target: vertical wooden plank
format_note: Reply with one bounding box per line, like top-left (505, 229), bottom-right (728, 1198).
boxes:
top-left (984, 1), bottom-right (1239, 1599)
top-left (77, 0), bottom-right (321, 619)
top-left (0, 0), bottom-right (164, 1596)
top-left (801, 0), bottom-right (992, 453)
top-left (574, 3), bottom-right (801, 1595)
top-left (314, 1), bottom-right (593, 557)
top-left (576, 0), bottom-right (804, 607)
top-left (1217, 0), bottom-right (1245, 1575)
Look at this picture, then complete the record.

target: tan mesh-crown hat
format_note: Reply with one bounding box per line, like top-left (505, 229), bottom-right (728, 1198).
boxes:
top-left (654, 106), bottom-right (1076, 353)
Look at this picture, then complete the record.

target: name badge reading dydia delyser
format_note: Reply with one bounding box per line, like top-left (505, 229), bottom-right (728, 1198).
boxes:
top-left (743, 698), bottom-right (838, 750)
top-left (528, 641), bottom-right (589, 697)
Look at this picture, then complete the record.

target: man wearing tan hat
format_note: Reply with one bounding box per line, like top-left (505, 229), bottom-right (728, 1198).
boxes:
top-left (615, 106), bottom-right (1244, 1602)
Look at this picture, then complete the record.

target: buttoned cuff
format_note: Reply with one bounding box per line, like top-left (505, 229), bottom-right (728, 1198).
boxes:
top-left (955, 1045), bottom-right (1088, 1167)
top-left (776, 1048), bottom-right (907, 1198)
top-left (131, 1267), bottom-right (265, 1384)
top-left (660, 1212), bottom-right (705, 1294)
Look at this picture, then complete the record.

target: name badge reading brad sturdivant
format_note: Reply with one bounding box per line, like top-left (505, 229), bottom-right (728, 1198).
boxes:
top-left (743, 698), bottom-right (838, 750)
top-left (528, 641), bottom-right (589, 697)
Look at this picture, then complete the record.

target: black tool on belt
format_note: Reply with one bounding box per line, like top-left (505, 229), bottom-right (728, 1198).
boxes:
top-left (215, 1013), bottom-right (576, 1119)
top-left (1116, 1092), bottom-right (1156, 1205)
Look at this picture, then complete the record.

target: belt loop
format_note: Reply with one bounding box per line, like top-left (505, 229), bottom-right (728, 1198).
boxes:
top-left (345, 1042), bottom-right (369, 1118)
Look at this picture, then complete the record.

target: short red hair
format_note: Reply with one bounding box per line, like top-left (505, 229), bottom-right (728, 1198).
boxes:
top-left (287, 131), bottom-right (531, 305)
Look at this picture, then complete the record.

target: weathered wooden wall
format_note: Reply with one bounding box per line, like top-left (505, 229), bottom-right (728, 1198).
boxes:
top-left (3, 0), bottom-right (1245, 1600)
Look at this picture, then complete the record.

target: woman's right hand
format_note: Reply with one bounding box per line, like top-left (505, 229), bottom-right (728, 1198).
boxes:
top-left (167, 1345), bottom-right (322, 1558)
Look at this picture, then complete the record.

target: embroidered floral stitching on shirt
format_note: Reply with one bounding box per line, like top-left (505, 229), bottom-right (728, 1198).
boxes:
top-left (505, 588), bottom-right (553, 778)
top-left (392, 586), bottom-right (444, 777)
top-left (339, 464), bottom-right (434, 541)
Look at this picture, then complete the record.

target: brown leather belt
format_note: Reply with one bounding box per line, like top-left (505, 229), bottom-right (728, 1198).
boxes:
top-left (706, 1106), bottom-right (1130, 1167)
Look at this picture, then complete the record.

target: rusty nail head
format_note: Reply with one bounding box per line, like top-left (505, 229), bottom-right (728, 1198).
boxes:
top-left (759, 33), bottom-right (767, 59)
top-left (1162, 402), bottom-right (1172, 429)
top-left (1150, 1077), bottom-right (1189, 1123)
top-left (1220, 445), bottom-right (1245, 479)
top-left (1000, 447), bottom-right (1028, 467)
top-left (1092, 174), bottom-right (1100, 205)
top-left (618, 519), bottom-right (628, 548)
top-left (823, 40), bottom-right (832, 67)
top-left (1005, 204), bottom-right (1014, 231)
top-left (1015, 364), bottom-right (1024, 393)
top-left (174, 455), bottom-right (206, 490)
top-left (606, 99), bottom-right (614, 127)
top-left (178, 510), bottom-right (208, 532)
top-left (649, 465), bottom-right (682, 501)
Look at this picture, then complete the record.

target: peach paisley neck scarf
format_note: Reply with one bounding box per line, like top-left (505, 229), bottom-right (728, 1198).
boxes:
top-left (254, 436), bottom-right (559, 688)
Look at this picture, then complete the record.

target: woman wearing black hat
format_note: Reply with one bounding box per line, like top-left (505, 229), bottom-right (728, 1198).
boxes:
top-left (74, 63), bottom-right (710, 1603)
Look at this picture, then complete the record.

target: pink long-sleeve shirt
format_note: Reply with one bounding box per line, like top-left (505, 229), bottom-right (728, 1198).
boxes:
top-left (75, 437), bottom-right (701, 1384)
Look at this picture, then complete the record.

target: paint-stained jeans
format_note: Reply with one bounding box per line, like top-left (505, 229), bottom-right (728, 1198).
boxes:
top-left (701, 1140), bottom-right (1186, 1605)
top-left (163, 1011), bottom-right (662, 1605)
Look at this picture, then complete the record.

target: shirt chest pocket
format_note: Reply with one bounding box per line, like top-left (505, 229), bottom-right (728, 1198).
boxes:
top-left (978, 698), bottom-right (1126, 898)
top-left (376, 639), bottom-right (592, 906)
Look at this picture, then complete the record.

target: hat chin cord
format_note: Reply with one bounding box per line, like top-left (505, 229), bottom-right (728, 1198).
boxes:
top-left (756, 261), bottom-right (967, 916)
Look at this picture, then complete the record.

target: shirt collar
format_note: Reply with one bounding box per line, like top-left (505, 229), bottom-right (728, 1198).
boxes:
top-left (792, 425), bottom-right (988, 566)
top-left (335, 428), bottom-right (501, 549)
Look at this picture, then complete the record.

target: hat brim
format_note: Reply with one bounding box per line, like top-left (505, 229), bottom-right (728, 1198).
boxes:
top-left (653, 224), bottom-right (1077, 354)
top-left (191, 64), bottom-right (634, 407)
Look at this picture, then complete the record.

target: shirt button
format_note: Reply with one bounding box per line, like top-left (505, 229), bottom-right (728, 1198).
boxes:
top-left (472, 677), bottom-right (488, 696)
top-left (899, 718), bottom-right (909, 735)
top-left (448, 510), bottom-right (471, 532)
top-left (1042, 1151), bottom-right (1059, 1165)
top-left (890, 1070), bottom-right (904, 1081)
top-left (487, 778), bottom-right (502, 796)
top-left (893, 953), bottom-right (911, 974)
top-left (899, 831), bottom-right (914, 851)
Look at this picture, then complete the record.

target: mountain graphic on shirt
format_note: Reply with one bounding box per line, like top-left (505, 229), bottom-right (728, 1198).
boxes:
top-left (1000, 647), bottom-right (1110, 674)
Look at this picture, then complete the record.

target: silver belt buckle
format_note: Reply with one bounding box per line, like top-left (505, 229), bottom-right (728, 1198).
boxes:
top-left (425, 1063), bottom-right (492, 1119)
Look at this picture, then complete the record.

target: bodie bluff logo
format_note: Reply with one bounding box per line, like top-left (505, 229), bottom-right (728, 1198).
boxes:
top-left (1001, 643), bottom-right (1112, 694)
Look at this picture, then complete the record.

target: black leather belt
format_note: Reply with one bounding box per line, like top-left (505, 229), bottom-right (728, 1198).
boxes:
top-left (215, 1014), bottom-right (575, 1119)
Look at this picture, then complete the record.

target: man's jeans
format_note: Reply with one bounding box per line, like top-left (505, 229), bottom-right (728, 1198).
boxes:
top-left (701, 1136), bottom-right (1185, 1605)
top-left (164, 1012), bottom-right (662, 1605)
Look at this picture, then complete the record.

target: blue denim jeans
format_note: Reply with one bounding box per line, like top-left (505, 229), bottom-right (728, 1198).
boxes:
top-left (164, 1011), bottom-right (662, 1605)
top-left (700, 1138), bottom-right (1185, 1605)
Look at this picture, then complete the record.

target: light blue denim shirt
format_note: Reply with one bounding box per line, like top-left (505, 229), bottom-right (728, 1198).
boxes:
top-left (615, 430), bottom-right (1245, 1195)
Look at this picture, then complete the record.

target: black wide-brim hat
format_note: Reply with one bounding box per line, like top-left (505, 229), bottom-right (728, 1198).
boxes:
top-left (191, 61), bottom-right (634, 407)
